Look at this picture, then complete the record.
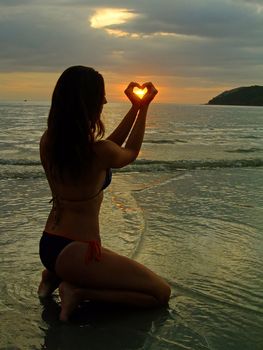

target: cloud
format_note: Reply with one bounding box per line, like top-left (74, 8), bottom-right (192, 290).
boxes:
top-left (0, 0), bottom-right (262, 91)
top-left (92, 0), bottom-right (262, 42)
top-left (0, 0), bottom-right (40, 5)
top-left (0, 4), bottom-right (116, 72)
top-left (90, 8), bottom-right (139, 29)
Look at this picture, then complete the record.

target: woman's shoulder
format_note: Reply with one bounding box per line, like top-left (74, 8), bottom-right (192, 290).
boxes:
top-left (93, 139), bottom-right (114, 153)
top-left (93, 140), bottom-right (114, 168)
top-left (93, 139), bottom-right (137, 169)
top-left (94, 139), bottom-right (129, 157)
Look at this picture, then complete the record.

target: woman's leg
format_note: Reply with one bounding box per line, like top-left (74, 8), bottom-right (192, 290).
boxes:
top-left (55, 243), bottom-right (171, 320)
top-left (38, 269), bottom-right (61, 298)
top-left (58, 281), bottom-right (163, 321)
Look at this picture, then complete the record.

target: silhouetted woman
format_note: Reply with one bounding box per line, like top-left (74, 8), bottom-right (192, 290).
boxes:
top-left (38, 66), bottom-right (171, 321)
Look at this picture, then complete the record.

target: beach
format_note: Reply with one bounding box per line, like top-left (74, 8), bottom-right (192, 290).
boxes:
top-left (0, 102), bottom-right (263, 349)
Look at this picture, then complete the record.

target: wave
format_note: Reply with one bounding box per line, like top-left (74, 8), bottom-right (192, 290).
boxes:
top-left (122, 158), bottom-right (263, 172)
top-left (168, 280), bottom-right (263, 316)
top-left (0, 159), bottom-right (40, 166)
top-left (0, 158), bottom-right (262, 179)
top-left (240, 135), bottom-right (262, 140)
top-left (144, 139), bottom-right (187, 144)
top-left (225, 147), bottom-right (262, 154)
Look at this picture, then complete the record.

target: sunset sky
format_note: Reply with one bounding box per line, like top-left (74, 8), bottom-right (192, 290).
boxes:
top-left (0, 0), bottom-right (263, 103)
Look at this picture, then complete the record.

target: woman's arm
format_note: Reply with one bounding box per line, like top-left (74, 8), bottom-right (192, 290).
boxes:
top-left (124, 104), bottom-right (148, 158)
top-left (95, 82), bottom-right (158, 168)
top-left (121, 82), bottom-right (158, 159)
top-left (106, 105), bottom-right (139, 146)
top-left (106, 82), bottom-right (141, 146)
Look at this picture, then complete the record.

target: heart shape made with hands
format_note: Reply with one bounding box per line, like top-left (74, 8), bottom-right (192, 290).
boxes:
top-left (133, 86), bottom-right (148, 99)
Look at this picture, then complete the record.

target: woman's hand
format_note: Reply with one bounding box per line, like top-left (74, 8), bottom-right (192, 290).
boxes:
top-left (124, 82), bottom-right (142, 108)
top-left (124, 81), bottom-right (158, 108)
top-left (140, 82), bottom-right (158, 106)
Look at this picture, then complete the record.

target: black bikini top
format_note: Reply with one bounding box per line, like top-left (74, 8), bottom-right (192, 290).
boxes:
top-left (101, 168), bottom-right (112, 191)
top-left (50, 168), bottom-right (112, 204)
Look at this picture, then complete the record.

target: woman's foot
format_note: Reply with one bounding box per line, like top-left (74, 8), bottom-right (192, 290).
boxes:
top-left (38, 269), bottom-right (60, 298)
top-left (59, 282), bottom-right (81, 322)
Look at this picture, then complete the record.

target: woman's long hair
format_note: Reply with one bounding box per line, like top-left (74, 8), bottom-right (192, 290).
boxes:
top-left (46, 66), bottom-right (105, 181)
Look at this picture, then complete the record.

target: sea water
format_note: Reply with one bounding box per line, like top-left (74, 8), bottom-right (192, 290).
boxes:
top-left (0, 102), bottom-right (263, 349)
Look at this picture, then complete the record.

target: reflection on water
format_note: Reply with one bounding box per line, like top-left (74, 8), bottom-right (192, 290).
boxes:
top-left (40, 297), bottom-right (210, 350)
top-left (41, 299), bottom-right (167, 350)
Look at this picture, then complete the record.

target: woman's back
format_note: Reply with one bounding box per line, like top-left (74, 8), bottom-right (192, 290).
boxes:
top-left (41, 131), bottom-right (108, 241)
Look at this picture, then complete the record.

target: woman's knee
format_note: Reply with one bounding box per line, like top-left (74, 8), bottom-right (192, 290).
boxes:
top-left (155, 281), bottom-right (171, 306)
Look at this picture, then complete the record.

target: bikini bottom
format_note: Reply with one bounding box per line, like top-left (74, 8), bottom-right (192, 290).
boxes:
top-left (39, 231), bottom-right (101, 273)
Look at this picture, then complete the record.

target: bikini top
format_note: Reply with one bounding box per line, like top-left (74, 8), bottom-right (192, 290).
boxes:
top-left (101, 168), bottom-right (112, 191)
top-left (50, 168), bottom-right (112, 204)
top-left (49, 169), bottom-right (112, 228)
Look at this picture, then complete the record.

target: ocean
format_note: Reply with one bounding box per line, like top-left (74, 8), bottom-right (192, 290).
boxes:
top-left (0, 101), bottom-right (263, 350)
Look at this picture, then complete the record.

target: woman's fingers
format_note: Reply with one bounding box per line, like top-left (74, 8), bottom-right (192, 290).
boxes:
top-left (124, 82), bottom-right (142, 106)
top-left (141, 82), bottom-right (158, 104)
top-left (141, 82), bottom-right (152, 88)
top-left (125, 82), bottom-right (141, 93)
top-left (142, 82), bottom-right (158, 94)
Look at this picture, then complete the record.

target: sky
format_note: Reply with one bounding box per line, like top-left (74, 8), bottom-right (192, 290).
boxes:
top-left (0, 0), bottom-right (263, 103)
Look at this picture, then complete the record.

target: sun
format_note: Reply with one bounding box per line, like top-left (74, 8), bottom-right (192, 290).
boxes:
top-left (133, 87), bottom-right (148, 99)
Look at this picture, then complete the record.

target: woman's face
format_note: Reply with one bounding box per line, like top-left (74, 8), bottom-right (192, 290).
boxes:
top-left (98, 95), bottom-right (107, 115)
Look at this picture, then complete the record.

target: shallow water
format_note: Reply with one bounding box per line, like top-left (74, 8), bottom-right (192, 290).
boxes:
top-left (0, 102), bottom-right (263, 349)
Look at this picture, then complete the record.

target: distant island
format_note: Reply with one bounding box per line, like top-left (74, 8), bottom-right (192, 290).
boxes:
top-left (208, 85), bottom-right (263, 106)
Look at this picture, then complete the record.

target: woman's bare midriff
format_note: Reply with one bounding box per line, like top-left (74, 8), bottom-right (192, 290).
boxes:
top-left (44, 191), bottom-right (103, 242)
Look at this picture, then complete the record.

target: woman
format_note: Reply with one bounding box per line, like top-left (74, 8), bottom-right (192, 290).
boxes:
top-left (38, 66), bottom-right (171, 321)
